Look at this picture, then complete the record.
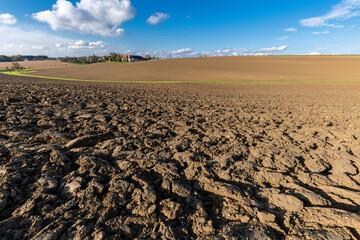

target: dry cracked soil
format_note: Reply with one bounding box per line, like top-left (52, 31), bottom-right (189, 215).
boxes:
top-left (1, 73), bottom-right (360, 239)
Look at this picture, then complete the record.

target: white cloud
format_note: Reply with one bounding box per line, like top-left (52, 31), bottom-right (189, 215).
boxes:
top-left (164, 48), bottom-right (199, 58)
top-left (300, 17), bottom-right (327, 27)
top-left (0, 14), bottom-right (17, 25)
top-left (129, 46), bottom-right (288, 59)
top-left (305, 47), bottom-right (329, 55)
top-left (217, 49), bottom-right (231, 54)
top-left (257, 45), bottom-right (288, 52)
top-left (31, 45), bottom-right (46, 50)
top-left (32, 0), bottom-right (136, 37)
top-left (327, 23), bottom-right (344, 28)
top-left (0, 25), bottom-right (113, 56)
top-left (171, 48), bottom-right (193, 54)
top-left (147, 12), bottom-right (170, 25)
top-left (313, 30), bottom-right (330, 34)
top-left (201, 48), bottom-right (243, 57)
top-left (128, 47), bottom-right (239, 59)
top-left (285, 28), bottom-right (297, 32)
top-left (241, 45), bottom-right (288, 56)
top-left (300, 0), bottom-right (360, 27)
top-left (0, 22), bottom-right (290, 59)
top-left (276, 36), bottom-right (289, 40)
top-left (66, 40), bottom-right (108, 49)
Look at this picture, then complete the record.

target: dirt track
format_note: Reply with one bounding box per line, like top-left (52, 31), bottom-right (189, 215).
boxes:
top-left (1, 72), bottom-right (360, 239)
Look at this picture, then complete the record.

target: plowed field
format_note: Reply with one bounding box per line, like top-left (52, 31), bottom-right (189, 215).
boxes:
top-left (0, 60), bottom-right (71, 70)
top-left (26, 56), bottom-right (360, 83)
top-left (1, 56), bottom-right (360, 239)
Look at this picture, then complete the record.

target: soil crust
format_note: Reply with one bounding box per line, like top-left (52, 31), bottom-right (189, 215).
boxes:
top-left (1, 73), bottom-right (360, 239)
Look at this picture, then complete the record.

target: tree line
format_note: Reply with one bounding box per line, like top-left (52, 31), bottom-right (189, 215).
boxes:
top-left (0, 55), bottom-right (50, 62)
top-left (59, 55), bottom-right (104, 64)
top-left (0, 53), bottom-right (156, 65)
top-left (59, 53), bottom-right (154, 64)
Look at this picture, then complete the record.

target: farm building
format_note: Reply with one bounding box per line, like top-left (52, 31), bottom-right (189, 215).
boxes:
top-left (103, 54), bottom-right (146, 62)
top-left (120, 55), bottom-right (145, 62)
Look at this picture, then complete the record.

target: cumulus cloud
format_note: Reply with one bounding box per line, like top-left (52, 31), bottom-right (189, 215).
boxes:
top-left (241, 45), bottom-right (288, 56)
top-left (65, 40), bottom-right (108, 49)
top-left (0, 23), bottom-right (290, 59)
top-left (128, 47), bottom-right (239, 59)
top-left (161, 48), bottom-right (199, 58)
top-left (32, 0), bottom-right (136, 37)
top-left (171, 48), bottom-right (193, 54)
top-left (300, 0), bottom-right (360, 27)
top-left (0, 25), bottom-right (113, 56)
top-left (285, 28), bottom-right (297, 32)
top-left (304, 47), bottom-right (329, 55)
top-left (313, 30), bottom-right (330, 34)
top-left (129, 46), bottom-right (288, 59)
top-left (206, 48), bottom-right (240, 56)
top-left (0, 14), bottom-right (17, 25)
top-left (147, 12), bottom-right (170, 25)
top-left (257, 45), bottom-right (288, 52)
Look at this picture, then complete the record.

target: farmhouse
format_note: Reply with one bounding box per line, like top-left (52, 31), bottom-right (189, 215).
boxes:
top-left (121, 54), bottom-right (145, 62)
top-left (103, 54), bottom-right (146, 62)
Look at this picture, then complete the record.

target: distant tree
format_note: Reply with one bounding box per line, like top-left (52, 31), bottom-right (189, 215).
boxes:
top-left (109, 53), bottom-right (117, 62)
top-left (9, 62), bottom-right (25, 71)
top-left (5, 66), bottom-right (13, 73)
top-left (12, 62), bottom-right (22, 70)
top-left (11, 55), bottom-right (23, 61)
top-left (0, 55), bottom-right (49, 62)
top-left (91, 54), bottom-right (98, 63)
top-left (35, 55), bottom-right (48, 60)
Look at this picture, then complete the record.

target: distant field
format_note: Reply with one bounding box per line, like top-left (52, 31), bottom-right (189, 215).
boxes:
top-left (0, 60), bottom-right (71, 69)
top-left (16, 56), bottom-right (360, 83)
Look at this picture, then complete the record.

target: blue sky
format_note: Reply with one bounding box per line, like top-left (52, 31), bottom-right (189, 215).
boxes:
top-left (1, 0), bottom-right (360, 57)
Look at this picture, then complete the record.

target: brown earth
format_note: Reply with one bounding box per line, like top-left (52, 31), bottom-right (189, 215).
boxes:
top-left (0, 60), bottom-right (71, 70)
top-left (26, 56), bottom-right (360, 83)
top-left (1, 57), bottom-right (360, 239)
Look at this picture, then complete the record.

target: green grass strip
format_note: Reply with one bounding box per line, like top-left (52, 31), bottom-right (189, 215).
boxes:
top-left (2, 69), bottom-right (360, 84)
top-left (0, 69), bottom-right (37, 74)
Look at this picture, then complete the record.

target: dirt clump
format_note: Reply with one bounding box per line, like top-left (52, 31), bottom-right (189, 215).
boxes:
top-left (1, 74), bottom-right (360, 239)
